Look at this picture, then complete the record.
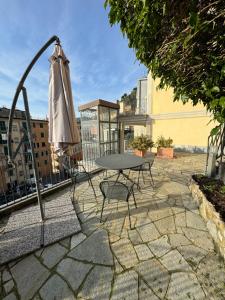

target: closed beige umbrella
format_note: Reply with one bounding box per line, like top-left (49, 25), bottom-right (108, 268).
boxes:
top-left (48, 43), bottom-right (80, 155)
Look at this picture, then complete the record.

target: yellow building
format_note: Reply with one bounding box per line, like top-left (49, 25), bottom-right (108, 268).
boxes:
top-left (133, 73), bottom-right (216, 152)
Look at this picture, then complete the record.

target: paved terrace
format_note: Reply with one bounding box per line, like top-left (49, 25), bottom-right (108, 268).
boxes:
top-left (1, 153), bottom-right (225, 300)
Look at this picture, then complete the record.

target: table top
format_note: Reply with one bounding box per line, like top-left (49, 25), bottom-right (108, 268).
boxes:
top-left (95, 154), bottom-right (145, 170)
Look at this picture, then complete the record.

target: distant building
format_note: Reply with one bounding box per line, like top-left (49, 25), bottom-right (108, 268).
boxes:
top-left (31, 119), bottom-right (52, 179)
top-left (136, 77), bottom-right (147, 115)
top-left (0, 107), bottom-right (53, 193)
top-left (0, 107), bottom-right (33, 193)
top-left (133, 73), bottom-right (216, 152)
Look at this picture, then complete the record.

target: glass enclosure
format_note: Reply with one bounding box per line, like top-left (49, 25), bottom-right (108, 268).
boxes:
top-left (79, 100), bottom-right (120, 168)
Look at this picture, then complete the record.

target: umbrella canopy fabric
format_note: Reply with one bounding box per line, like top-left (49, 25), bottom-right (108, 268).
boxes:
top-left (48, 44), bottom-right (80, 155)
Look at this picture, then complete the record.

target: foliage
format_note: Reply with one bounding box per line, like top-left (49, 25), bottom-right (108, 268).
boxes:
top-left (156, 136), bottom-right (173, 148)
top-left (129, 134), bottom-right (154, 151)
top-left (105, 0), bottom-right (225, 124)
top-left (121, 87), bottom-right (137, 112)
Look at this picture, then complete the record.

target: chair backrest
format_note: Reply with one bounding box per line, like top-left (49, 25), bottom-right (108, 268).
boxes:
top-left (99, 180), bottom-right (129, 201)
top-left (145, 153), bottom-right (156, 167)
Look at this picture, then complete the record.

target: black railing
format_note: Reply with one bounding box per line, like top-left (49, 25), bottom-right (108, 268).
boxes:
top-left (0, 142), bottom-right (100, 209)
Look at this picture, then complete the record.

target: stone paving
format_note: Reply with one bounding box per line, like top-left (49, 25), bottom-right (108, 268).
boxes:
top-left (1, 153), bottom-right (225, 299)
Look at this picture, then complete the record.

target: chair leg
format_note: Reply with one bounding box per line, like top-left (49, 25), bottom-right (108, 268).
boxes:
top-left (100, 197), bottom-right (106, 222)
top-left (89, 179), bottom-right (97, 198)
top-left (149, 169), bottom-right (154, 187)
top-left (72, 183), bottom-right (76, 201)
top-left (137, 169), bottom-right (141, 186)
top-left (142, 170), bottom-right (145, 184)
top-left (127, 200), bottom-right (132, 229)
top-left (132, 190), bottom-right (137, 208)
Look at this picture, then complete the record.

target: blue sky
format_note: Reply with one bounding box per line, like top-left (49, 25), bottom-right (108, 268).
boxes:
top-left (0, 0), bottom-right (147, 118)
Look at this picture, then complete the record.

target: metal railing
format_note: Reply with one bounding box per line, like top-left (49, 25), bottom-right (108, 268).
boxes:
top-left (0, 142), bottom-right (100, 210)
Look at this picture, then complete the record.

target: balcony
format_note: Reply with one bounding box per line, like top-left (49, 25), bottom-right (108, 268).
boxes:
top-left (1, 152), bottom-right (225, 299)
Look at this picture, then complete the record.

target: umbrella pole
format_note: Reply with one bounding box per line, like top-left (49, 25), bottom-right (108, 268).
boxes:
top-left (22, 87), bottom-right (45, 224)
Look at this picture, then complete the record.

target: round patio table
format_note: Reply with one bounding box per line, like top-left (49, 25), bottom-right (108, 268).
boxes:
top-left (96, 154), bottom-right (145, 188)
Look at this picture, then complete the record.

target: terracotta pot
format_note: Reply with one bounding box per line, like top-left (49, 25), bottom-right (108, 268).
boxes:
top-left (134, 149), bottom-right (146, 157)
top-left (157, 147), bottom-right (174, 158)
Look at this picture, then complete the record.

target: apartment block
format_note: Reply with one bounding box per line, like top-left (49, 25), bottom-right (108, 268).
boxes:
top-left (32, 119), bottom-right (52, 179)
top-left (0, 108), bottom-right (53, 194)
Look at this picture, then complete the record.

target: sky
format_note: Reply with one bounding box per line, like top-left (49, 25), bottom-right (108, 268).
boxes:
top-left (0, 0), bottom-right (147, 119)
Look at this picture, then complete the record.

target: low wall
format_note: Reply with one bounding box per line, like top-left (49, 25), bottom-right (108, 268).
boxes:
top-left (189, 179), bottom-right (225, 261)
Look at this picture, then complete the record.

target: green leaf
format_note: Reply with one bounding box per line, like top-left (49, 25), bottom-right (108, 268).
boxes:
top-left (163, 3), bottom-right (166, 16)
top-left (219, 96), bottom-right (225, 106)
top-left (221, 65), bottom-right (225, 77)
top-left (104, 0), bottom-right (108, 10)
top-left (211, 86), bottom-right (220, 93)
top-left (189, 12), bottom-right (199, 29)
top-left (210, 126), bottom-right (221, 136)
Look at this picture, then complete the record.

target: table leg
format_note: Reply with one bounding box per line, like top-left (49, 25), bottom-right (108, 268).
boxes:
top-left (121, 170), bottom-right (141, 191)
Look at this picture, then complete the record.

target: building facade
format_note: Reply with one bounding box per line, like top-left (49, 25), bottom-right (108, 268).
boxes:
top-left (133, 73), bottom-right (216, 152)
top-left (32, 119), bottom-right (52, 180)
top-left (0, 108), bottom-right (53, 194)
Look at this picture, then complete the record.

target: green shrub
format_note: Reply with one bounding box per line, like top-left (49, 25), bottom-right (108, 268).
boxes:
top-left (129, 134), bottom-right (154, 151)
top-left (156, 136), bottom-right (173, 148)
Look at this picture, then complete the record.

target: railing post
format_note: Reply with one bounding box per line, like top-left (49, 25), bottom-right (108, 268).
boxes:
top-left (22, 87), bottom-right (44, 221)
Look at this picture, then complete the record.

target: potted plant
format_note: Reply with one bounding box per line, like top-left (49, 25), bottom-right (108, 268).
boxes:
top-left (129, 134), bottom-right (154, 157)
top-left (156, 136), bottom-right (174, 158)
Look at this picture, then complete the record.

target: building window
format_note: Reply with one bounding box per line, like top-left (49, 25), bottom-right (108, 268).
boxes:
top-left (44, 160), bottom-right (48, 165)
top-left (42, 142), bottom-right (46, 147)
top-left (37, 143), bottom-right (39, 148)
top-left (8, 169), bottom-right (13, 177)
top-left (41, 132), bottom-right (44, 138)
top-left (35, 153), bottom-right (39, 158)
top-left (19, 171), bottom-right (24, 177)
top-left (41, 151), bottom-right (44, 156)
top-left (33, 123), bottom-right (36, 128)
top-left (37, 162), bottom-right (40, 167)
top-left (46, 150), bottom-right (48, 156)
top-left (0, 121), bottom-right (6, 132)
top-left (40, 123), bottom-right (43, 128)
top-left (0, 134), bottom-right (7, 145)
top-left (30, 174), bottom-right (34, 178)
top-left (29, 164), bottom-right (32, 170)
top-left (4, 146), bottom-right (8, 155)
top-left (14, 137), bottom-right (19, 143)
top-left (33, 143), bottom-right (36, 148)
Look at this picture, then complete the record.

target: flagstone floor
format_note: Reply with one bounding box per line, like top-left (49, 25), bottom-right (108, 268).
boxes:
top-left (1, 153), bottom-right (225, 300)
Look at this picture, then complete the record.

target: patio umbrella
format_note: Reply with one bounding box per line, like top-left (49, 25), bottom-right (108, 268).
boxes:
top-left (48, 43), bottom-right (80, 156)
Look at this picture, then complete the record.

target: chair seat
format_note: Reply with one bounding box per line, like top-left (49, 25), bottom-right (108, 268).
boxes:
top-left (72, 172), bottom-right (92, 183)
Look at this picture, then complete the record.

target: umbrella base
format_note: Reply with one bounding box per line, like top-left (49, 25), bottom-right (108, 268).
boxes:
top-left (0, 189), bottom-right (81, 265)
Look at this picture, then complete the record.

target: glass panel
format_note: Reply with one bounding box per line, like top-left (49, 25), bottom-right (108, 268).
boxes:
top-left (100, 123), bottom-right (110, 143)
top-left (110, 108), bottom-right (118, 122)
top-left (99, 106), bottom-right (109, 122)
top-left (81, 123), bottom-right (98, 142)
top-left (111, 142), bottom-right (118, 154)
top-left (80, 107), bottom-right (98, 121)
top-left (100, 143), bottom-right (110, 156)
top-left (110, 123), bottom-right (118, 142)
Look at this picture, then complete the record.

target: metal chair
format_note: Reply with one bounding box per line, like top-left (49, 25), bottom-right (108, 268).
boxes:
top-left (129, 153), bottom-right (155, 187)
top-left (62, 156), bottom-right (96, 201)
top-left (99, 180), bottom-right (137, 229)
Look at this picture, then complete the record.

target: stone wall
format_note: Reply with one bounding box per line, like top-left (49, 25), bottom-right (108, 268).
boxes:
top-left (189, 179), bottom-right (225, 261)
